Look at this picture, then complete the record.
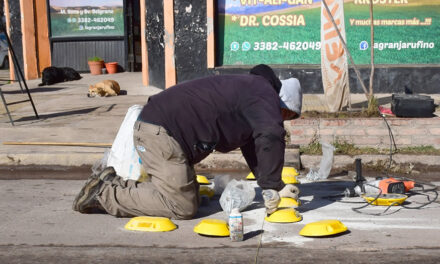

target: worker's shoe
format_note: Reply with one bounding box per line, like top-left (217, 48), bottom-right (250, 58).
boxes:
top-left (97, 166), bottom-right (117, 182)
top-left (72, 177), bottom-right (101, 213)
top-left (72, 176), bottom-right (106, 213)
top-left (72, 167), bottom-right (117, 213)
top-left (77, 194), bottom-right (105, 214)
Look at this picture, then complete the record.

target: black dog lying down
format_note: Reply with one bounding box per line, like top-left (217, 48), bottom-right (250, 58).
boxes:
top-left (38, 66), bottom-right (81, 86)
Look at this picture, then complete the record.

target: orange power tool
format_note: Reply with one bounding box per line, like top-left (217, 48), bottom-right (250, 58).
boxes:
top-left (377, 178), bottom-right (415, 194)
top-left (359, 177), bottom-right (416, 195)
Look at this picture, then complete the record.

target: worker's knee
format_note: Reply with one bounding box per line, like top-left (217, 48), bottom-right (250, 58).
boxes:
top-left (174, 203), bottom-right (198, 220)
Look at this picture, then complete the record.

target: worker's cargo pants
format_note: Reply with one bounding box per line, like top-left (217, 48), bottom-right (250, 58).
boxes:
top-left (97, 121), bottom-right (199, 220)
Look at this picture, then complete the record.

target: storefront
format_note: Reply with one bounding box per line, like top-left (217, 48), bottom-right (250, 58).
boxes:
top-left (4, 0), bottom-right (440, 93)
top-left (146, 0), bottom-right (440, 92)
top-left (4, 0), bottom-right (142, 80)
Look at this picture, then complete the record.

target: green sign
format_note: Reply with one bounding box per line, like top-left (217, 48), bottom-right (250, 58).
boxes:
top-left (217, 0), bottom-right (440, 65)
top-left (49, 0), bottom-right (124, 38)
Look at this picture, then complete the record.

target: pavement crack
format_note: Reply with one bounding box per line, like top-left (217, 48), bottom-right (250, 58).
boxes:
top-left (6, 155), bottom-right (20, 164)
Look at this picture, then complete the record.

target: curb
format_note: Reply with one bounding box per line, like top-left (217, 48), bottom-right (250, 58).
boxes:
top-left (0, 149), bottom-right (301, 170)
top-left (1, 150), bottom-right (439, 172)
top-left (301, 154), bottom-right (440, 170)
top-left (0, 152), bottom-right (104, 167)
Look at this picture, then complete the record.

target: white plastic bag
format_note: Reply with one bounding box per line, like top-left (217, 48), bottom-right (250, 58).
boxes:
top-left (213, 174), bottom-right (231, 195)
top-left (107, 105), bottom-right (144, 180)
top-left (306, 142), bottom-right (335, 181)
top-left (92, 149), bottom-right (110, 176)
top-left (219, 179), bottom-right (256, 215)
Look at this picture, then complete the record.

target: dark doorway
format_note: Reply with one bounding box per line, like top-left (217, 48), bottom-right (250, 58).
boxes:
top-left (126, 0), bottom-right (141, 72)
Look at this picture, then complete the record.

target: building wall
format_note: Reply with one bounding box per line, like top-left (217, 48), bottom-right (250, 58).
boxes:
top-left (145, 0), bottom-right (165, 88)
top-left (51, 40), bottom-right (126, 72)
top-left (5, 0), bottom-right (24, 78)
top-left (174, 1), bottom-right (210, 83)
top-left (144, 0), bottom-right (440, 93)
top-left (4, 0), bottom-right (128, 76)
top-left (4, 0), bottom-right (440, 92)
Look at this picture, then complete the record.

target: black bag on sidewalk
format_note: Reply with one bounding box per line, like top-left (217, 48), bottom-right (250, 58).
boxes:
top-left (391, 94), bottom-right (436, 118)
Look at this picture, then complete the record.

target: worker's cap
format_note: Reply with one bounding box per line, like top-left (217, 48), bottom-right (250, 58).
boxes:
top-left (250, 64), bottom-right (282, 93)
top-left (279, 78), bottom-right (302, 118)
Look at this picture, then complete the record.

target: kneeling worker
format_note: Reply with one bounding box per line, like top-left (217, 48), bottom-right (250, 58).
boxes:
top-left (73, 64), bottom-right (302, 219)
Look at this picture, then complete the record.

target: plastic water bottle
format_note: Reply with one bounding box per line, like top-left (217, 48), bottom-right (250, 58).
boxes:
top-left (229, 208), bottom-right (243, 242)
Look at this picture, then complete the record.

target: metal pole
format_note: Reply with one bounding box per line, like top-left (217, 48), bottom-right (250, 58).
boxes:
top-left (0, 87), bottom-right (14, 125)
top-left (369, 1), bottom-right (375, 96)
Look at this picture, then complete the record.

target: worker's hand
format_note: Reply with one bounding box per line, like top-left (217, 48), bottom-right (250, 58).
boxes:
top-left (278, 184), bottom-right (300, 199)
top-left (262, 189), bottom-right (280, 215)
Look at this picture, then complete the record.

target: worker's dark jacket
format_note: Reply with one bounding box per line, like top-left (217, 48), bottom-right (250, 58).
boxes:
top-left (138, 74), bottom-right (285, 191)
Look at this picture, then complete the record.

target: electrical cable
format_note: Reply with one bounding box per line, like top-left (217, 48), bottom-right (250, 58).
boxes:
top-left (316, 107), bottom-right (438, 216)
top-left (401, 189), bottom-right (438, 209)
top-left (322, 172), bottom-right (439, 215)
top-left (388, 176), bottom-right (439, 208)
top-left (379, 113), bottom-right (439, 204)
top-left (321, 108), bottom-right (439, 215)
top-left (377, 111), bottom-right (439, 210)
top-left (352, 199), bottom-right (402, 216)
top-left (380, 113), bottom-right (397, 176)
top-left (323, 192), bottom-right (402, 216)
top-left (351, 183), bottom-right (402, 216)
top-left (351, 179), bottom-right (438, 215)
top-left (399, 176), bottom-right (438, 191)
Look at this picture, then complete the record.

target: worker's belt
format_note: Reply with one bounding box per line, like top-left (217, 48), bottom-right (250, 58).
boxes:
top-left (134, 120), bottom-right (171, 136)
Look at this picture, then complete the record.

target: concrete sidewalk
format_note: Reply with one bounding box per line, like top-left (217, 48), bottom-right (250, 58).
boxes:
top-left (0, 72), bottom-right (439, 171)
top-left (0, 72), bottom-right (159, 167)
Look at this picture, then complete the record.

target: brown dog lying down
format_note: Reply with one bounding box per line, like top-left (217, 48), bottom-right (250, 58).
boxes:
top-left (88, 80), bottom-right (121, 97)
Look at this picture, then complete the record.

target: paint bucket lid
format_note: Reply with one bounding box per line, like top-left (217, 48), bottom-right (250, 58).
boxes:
top-left (199, 186), bottom-right (215, 198)
top-left (282, 167), bottom-right (300, 184)
top-left (362, 193), bottom-right (407, 206)
top-left (193, 219), bottom-right (230, 237)
top-left (265, 208), bottom-right (302, 223)
top-left (246, 172), bottom-right (256, 180)
top-left (278, 197), bottom-right (301, 208)
top-left (282, 167), bottom-right (299, 177)
top-left (247, 167), bottom-right (299, 182)
top-left (299, 220), bottom-right (348, 237)
top-left (282, 175), bottom-right (300, 184)
top-left (124, 216), bottom-right (177, 232)
top-left (197, 175), bottom-right (211, 185)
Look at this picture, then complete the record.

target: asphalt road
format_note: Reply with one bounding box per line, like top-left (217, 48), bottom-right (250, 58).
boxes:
top-left (0, 170), bottom-right (439, 263)
top-left (1, 246), bottom-right (440, 264)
